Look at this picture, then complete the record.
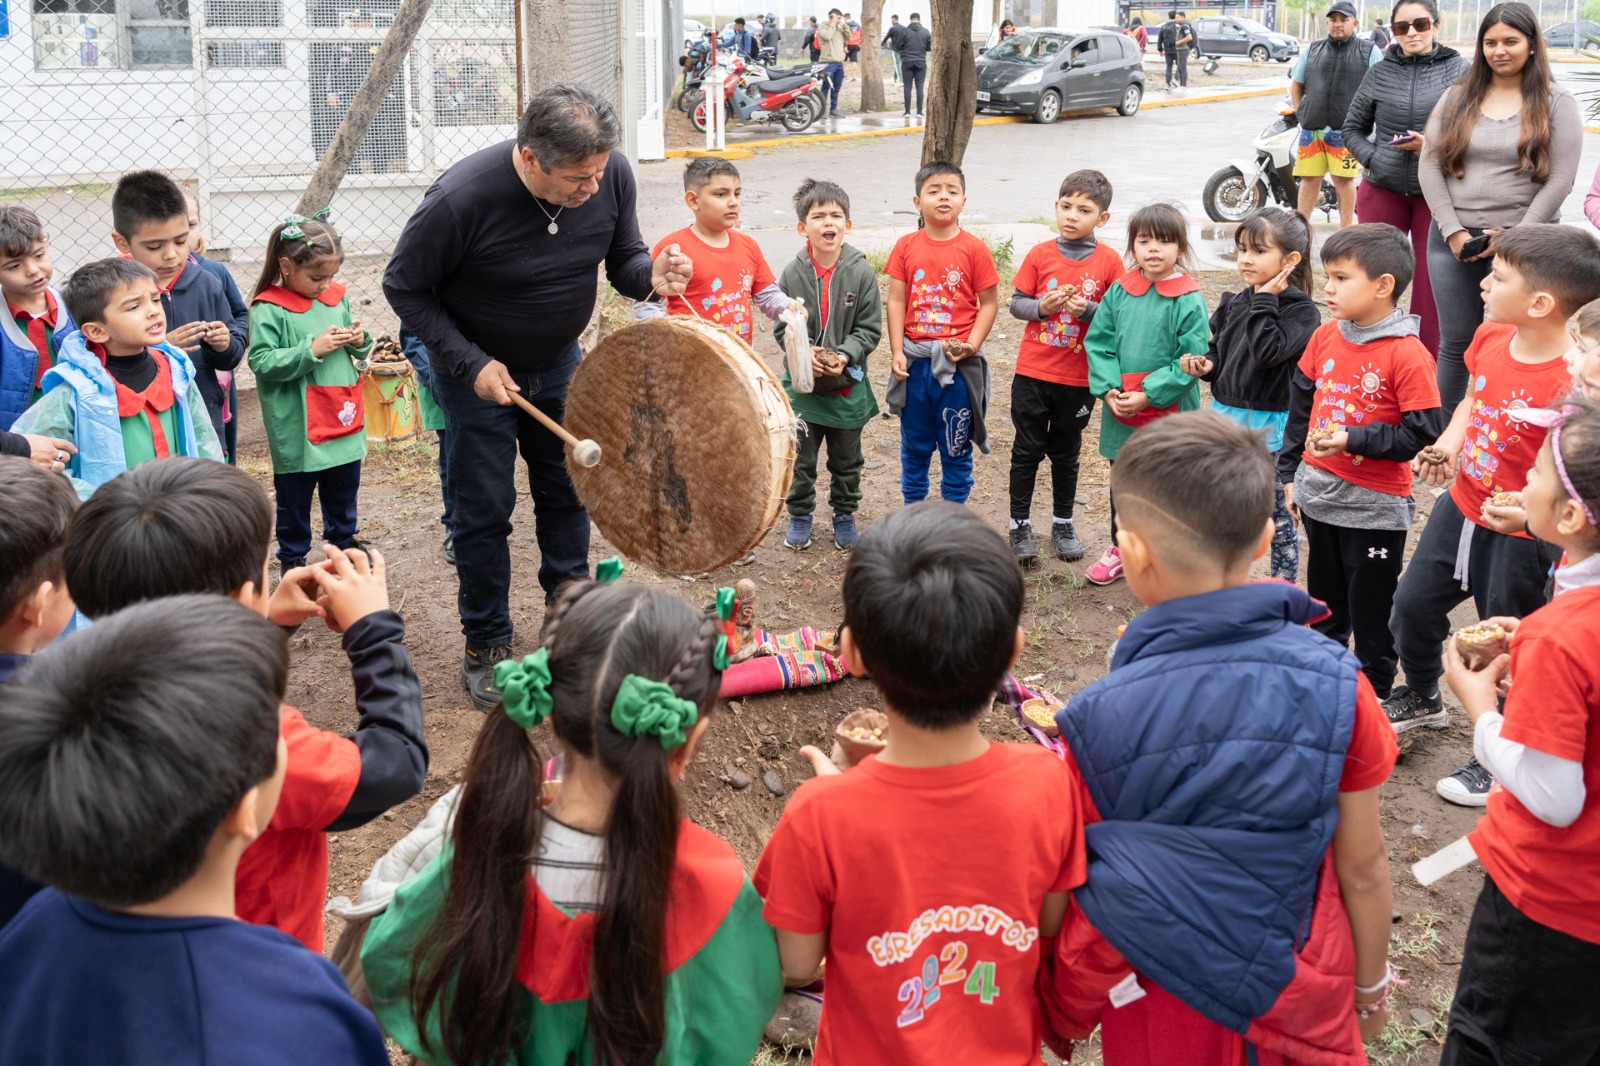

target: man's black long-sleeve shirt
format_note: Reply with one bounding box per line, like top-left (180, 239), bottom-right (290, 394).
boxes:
top-left (383, 142), bottom-right (656, 381)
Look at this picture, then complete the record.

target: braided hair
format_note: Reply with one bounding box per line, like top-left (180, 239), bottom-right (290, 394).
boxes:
top-left (410, 580), bottom-right (722, 1066)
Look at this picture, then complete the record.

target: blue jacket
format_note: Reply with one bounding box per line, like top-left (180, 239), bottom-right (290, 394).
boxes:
top-left (18, 329), bottom-right (210, 493)
top-left (0, 290), bottom-right (76, 431)
top-left (1057, 581), bottom-right (1357, 1033)
top-left (163, 255), bottom-right (246, 445)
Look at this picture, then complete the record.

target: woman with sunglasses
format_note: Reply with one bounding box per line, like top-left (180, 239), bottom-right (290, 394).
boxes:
top-left (1342, 0), bottom-right (1464, 355)
top-left (1418, 1), bottom-right (1582, 406)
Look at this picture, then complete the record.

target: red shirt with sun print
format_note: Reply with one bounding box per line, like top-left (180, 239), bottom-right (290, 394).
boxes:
top-left (1451, 322), bottom-right (1574, 539)
top-left (653, 227), bottom-right (775, 346)
top-left (1296, 321), bottom-right (1439, 496)
top-left (887, 229), bottom-right (1000, 343)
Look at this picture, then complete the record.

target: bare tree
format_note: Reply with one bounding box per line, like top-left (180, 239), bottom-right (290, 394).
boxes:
top-left (859, 0), bottom-right (886, 112)
top-left (921, 0), bottom-right (977, 165)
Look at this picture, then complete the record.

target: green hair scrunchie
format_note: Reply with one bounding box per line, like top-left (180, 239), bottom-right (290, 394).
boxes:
top-left (595, 557), bottom-right (624, 585)
top-left (495, 650), bottom-right (554, 730)
top-left (611, 674), bottom-right (699, 750)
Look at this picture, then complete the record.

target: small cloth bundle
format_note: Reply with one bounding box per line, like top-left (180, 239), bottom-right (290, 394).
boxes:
top-left (780, 306), bottom-right (812, 394)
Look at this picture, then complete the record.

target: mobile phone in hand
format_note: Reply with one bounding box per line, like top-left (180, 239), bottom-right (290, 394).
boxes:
top-left (1387, 133), bottom-right (1415, 146)
top-left (1459, 232), bottom-right (1493, 259)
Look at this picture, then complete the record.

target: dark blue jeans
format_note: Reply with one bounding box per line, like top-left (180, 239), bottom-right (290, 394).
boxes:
top-left (824, 61), bottom-right (845, 109)
top-left (430, 345), bottom-right (589, 647)
top-left (273, 459), bottom-right (362, 566)
top-left (399, 328), bottom-right (455, 534)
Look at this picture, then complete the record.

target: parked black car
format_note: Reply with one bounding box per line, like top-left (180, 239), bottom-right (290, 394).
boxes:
top-left (1191, 16), bottom-right (1299, 62)
top-left (975, 29), bottom-right (1145, 123)
top-left (1543, 20), bottom-right (1600, 48)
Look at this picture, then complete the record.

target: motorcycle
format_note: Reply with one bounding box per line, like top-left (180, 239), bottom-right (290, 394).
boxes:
top-left (687, 58), bottom-right (823, 133)
top-left (1202, 106), bottom-right (1337, 223)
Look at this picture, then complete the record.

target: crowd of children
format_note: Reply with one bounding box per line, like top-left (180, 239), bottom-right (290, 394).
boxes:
top-left (0, 151), bottom-right (1597, 1066)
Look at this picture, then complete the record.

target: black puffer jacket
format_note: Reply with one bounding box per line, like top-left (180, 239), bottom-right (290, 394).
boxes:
top-left (1343, 43), bottom-right (1465, 197)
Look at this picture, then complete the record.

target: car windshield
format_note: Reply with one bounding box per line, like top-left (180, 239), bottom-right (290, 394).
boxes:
top-left (985, 33), bottom-right (1065, 61)
top-left (1234, 18), bottom-right (1271, 32)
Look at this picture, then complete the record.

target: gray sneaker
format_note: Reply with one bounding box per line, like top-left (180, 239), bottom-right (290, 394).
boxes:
top-left (461, 642), bottom-right (513, 713)
top-left (785, 514), bottom-right (813, 550)
top-left (1010, 522), bottom-right (1041, 566)
top-left (832, 512), bottom-right (859, 550)
top-left (1383, 685), bottom-right (1449, 733)
top-left (1052, 520), bottom-right (1085, 562)
top-left (1437, 757), bottom-right (1493, 807)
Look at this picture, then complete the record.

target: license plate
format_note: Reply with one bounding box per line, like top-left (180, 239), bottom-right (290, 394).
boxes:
top-left (976, 91), bottom-right (991, 101)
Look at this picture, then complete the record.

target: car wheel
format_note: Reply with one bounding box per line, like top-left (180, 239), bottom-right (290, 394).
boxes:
top-left (1033, 88), bottom-right (1061, 124)
top-left (1117, 82), bottom-right (1142, 116)
top-left (1276, 56), bottom-right (1291, 62)
top-left (1202, 165), bottom-right (1266, 222)
top-left (1249, 44), bottom-right (1269, 62)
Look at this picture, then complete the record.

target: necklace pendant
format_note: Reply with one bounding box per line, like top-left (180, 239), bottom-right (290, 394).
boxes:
top-left (547, 221), bottom-right (559, 235)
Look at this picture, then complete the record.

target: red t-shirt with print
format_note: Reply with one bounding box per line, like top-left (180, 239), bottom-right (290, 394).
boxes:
top-left (887, 229), bottom-right (1000, 343)
top-left (1451, 322), bottom-right (1573, 539)
top-left (754, 742), bottom-right (1085, 1065)
top-left (1297, 322), bottom-right (1440, 496)
top-left (1470, 587), bottom-right (1600, 944)
top-left (235, 704), bottom-right (361, 952)
top-left (652, 226), bottom-right (776, 346)
top-left (1012, 241), bottom-right (1125, 387)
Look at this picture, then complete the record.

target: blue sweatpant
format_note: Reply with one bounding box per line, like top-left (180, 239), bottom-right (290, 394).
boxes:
top-left (900, 356), bottom-right (974, 505)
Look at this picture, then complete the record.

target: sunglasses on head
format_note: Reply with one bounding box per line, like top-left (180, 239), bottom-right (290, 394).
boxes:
top-left (1393, 16), bottom-right (1433, 33)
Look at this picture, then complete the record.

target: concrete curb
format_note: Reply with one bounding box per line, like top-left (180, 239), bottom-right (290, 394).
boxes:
top-left (665, 84), bottom-right (1282, 158)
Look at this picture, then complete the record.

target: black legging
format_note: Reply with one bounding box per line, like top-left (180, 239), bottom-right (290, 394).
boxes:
top-left (903, 59), bottom-right (926, 111)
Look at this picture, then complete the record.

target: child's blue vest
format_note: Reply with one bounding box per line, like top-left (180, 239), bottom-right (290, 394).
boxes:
top-left (39, 330), bottom-right (203, 491)
top-left (1057, 581), bottom-right (1358, 1032)
top-left (0, 292), bottom-right (76, 430)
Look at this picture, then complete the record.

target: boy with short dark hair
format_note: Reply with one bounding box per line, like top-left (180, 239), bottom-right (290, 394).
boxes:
top-left (111, 170), bottom-right (244, 450)
top-left (13, 258), bottom-right (222, 496)
top-left (641, 158), bottom-right (799, 347)
top-left (0, 206), bottom-right (77, 431)
top-left (885, 161), bottom-right (1000, 506)
top-left (0, 596), bottom-right (389, 1064)
top-left (774, 178), bottom-right (883, 552)
top-left (1007, 169), bottom-right (1123, 564)
top-left (1277, 222), bottom-right (1445, 698)
top-left (1387, 225), bottom-right (1600, 805)
top-left (1045, 411), bottom-right (1398, 1065)
top-left (755, 501), bottom-right (1085, 1063)
top-left (0, 457), bottom-right (78, 930)
top-left (63, 458), bottom-right (427, 951)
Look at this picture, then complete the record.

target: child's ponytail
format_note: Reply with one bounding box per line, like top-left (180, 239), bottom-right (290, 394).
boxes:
top-left (251, 213), bottom-right (343, 298)
top-left (411, 580), bottom-right (722, 1066)
top-left (1235, 206), bottom-right (1313, 295)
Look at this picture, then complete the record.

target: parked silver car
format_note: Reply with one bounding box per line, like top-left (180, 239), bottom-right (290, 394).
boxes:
top-left (975, 29), bottom-right (1146, 124)
top-left (1191, 15), bottom-right (1299, 62)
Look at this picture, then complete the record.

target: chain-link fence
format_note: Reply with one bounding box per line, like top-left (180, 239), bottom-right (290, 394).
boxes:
top-left (1, 0), bottom-right (664, 281)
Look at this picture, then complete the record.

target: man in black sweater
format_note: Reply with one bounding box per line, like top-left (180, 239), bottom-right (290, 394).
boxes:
top-left (899, 12), bottom-right (930, 116)
top-left (383, 83), bottom-right (692, 711)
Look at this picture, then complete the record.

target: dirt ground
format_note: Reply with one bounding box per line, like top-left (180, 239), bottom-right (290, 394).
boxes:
top-left (230, 257), bottom-right (1481, 1066)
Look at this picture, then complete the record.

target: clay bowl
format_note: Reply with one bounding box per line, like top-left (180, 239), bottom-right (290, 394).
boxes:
top-left (1456, 623), bottom-right (1509, 671)
top-left (835, 708), bottom-right (888, 766)
top-left (1020, 697), bottom-right (1062, 738)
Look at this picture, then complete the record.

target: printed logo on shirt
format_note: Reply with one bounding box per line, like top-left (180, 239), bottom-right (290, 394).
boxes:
top-left (844, 290), bottom-right (859, 307)
top-left (1461, 375), bottom-right (1533, 489)
top-left (942, 406), bottom-right (972, 458)
top-left (697, 271), bottom-right (757, 343)
top-left (908, 263), bottom-right (966, 336)
top-left (1312, 358), bottom-right (1388, 432)
top-left (338, 400), bottom-right (358, 427)
top-left (867, 905), bottom-right (1038, 1030)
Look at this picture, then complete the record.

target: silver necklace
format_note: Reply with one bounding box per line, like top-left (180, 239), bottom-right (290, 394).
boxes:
top-left (535, 198), bottom-right (564, 235)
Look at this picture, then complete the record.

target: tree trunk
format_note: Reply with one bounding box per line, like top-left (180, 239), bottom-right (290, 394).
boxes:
top-left (922, 0), bottom-right (977, 166)
top-left (296, 0), bottom-right (434, 215)
top-left (860, 0), bottom-right (885, 112)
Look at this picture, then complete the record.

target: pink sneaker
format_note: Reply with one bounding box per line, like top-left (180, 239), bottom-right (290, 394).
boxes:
top-left (1085, 545), bottom-right (1123, 585)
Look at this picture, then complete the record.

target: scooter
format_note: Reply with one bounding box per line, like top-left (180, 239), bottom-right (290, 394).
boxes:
top-left (1202, 104), bottom-right (1337, 223)
top-left (688, 58), bottom-right (823, 133)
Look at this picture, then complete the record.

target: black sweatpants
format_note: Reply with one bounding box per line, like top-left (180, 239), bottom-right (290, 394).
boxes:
top-left (1009, 376), bottom-right (1094, 523)
top-left (1441, 876), bottom-right (1600, 1065)
top-left (1389, 492), bottom-right (1556, 697)
top-left (1301, 513), bottom-right (1407, 698)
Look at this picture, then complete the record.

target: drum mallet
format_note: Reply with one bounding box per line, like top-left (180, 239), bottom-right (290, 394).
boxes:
top-left (507, 392), bottom-right (602, 468)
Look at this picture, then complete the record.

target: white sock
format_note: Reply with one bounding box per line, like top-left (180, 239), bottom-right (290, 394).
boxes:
top-left (1009, 518), bottom-right (1028, 530)
top-left (1054, 516), bottom-right (1072, 526)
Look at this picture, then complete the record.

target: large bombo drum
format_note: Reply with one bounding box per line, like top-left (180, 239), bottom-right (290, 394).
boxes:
top-left (565, 317), bottom-right (796, 575)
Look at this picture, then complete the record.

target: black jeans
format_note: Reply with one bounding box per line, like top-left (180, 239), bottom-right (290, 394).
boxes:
top-left (1009, 375), bottom-right (1094, 523)
top-left (902, 59), bottom-right (926, 111)
top-left (1441, 876), bottom-right (1600, 1065)
top-left (1164, 49), bottom-right (1187, 86)
top-left (1302, 513), bottom-right (1407, 698)
top-left (430, 345), bottom-right (589, 647)
top-left (274, 459), bottom-right (362, 566)
top-left (1427, 223), bottom-right (1492, 408)
top-left (788, 423), bottom-right (864, 515)
top-left (1389, 492), bottom-right (1556, 696)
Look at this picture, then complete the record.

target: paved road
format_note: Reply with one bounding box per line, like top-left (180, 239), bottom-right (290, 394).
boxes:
top-left (635, 94), bottom-right (1600, 269)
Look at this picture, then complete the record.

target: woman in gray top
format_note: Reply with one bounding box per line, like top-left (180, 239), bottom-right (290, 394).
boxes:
top-left (1419, 1), bottom-right (1582, 405)
top-left (1343, 0), bottom-right (1465, 355)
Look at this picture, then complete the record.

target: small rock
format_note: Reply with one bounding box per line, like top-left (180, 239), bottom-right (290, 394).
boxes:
top-left (726, 768), bottom-right (753, 790)
top-left (761, 769), bottom-right (786, 796)
top-left (864, 460), bottom-right (887, 470)
top-left (1409, 1008), bottom-right (1436, 1029)
top-left (734, 756), bottom-right (746, 766)
top-left (1076, 494), bottom-right (1090, 505)
top-left (383, 811), bottom-right (396, 821)
top-left (1411, 823), bottom-right (1431, 840)
top-left (1061, 668), bottom-right (1077, 681)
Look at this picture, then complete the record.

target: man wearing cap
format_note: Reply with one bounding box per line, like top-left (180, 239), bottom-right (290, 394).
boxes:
top-left (1290, 0), bottom-right (1380, 227)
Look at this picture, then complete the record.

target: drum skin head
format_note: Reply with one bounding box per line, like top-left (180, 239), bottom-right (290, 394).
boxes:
top-left (566, 318), bottom-right (796, 575)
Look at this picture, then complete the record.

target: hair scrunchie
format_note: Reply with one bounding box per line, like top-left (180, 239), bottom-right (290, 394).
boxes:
top-left (279, 207), bottom-right (331, 241)
top-left (712, 586), bottom-right (737, 669)
top-left (595, 556), bottom-right (625, 585)
top-left (611, 674), bottom-right (699, 749)
top-left (495, 650), bottom-right (555, 730)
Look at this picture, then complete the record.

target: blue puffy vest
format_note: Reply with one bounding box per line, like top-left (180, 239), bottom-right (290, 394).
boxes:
top-left (1058, 581), bottom-right (1357, 1032)
top-left (0, 291), bottom-right (77, 431)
